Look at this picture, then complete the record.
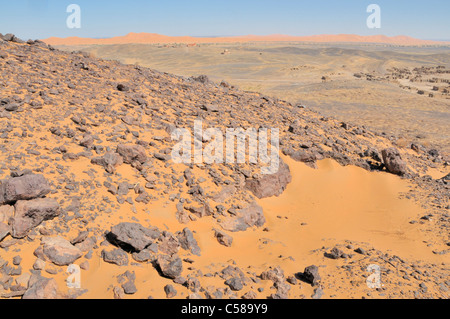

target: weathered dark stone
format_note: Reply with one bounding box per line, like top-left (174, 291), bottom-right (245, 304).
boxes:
top-left (41, 236), bottom-right (83, 266)
top-left (1, 174), bottom-right (51, 204)
top-left (177, 228), bottom-right (201, 256)
top-left (156, 254), bottom-right (182, 279)
top-left (22, 275), bottom-right (59, 299)
top-left (303, 265), bottom-right (321, 286)
top-left (116, 144), bottom-right (147, 164)
top-left (219, 201), bottom-right (265, 232)
top-left (107, 222), bottom-right (160, 252)
top-left (12, 198), bottom-right (60, 238)
top-left (382, 148), bottom-right (408, 175)
top-left (214, 229), bottom-right (233, 247)
top-left (91, 152), bottom-right (123, 173)
top-left (245, 159), bottom-right (291, 199)
top-left (102, 248), bottom-right (129, 266)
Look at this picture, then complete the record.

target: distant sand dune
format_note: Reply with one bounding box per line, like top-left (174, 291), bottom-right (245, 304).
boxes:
top-left (43, 32), bottom-right (446, 46)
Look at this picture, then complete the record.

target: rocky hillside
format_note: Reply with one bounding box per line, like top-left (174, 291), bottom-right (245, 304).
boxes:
top-left (0, 34), bottom-right (448, 299)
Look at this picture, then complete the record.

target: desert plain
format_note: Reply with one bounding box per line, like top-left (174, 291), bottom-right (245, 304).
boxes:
top-left (0, 33), bottom-right (448, 299)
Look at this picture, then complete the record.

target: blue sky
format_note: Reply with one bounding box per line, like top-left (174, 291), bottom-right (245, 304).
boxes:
top-left (0, 0), bottom-right (449, 40)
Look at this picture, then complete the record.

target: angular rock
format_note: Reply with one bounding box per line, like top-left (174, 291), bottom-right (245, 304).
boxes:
top-left (225, 277), bottom-right (244, 291)
top-left (118, 271), bottom-right (137, 294)
top-left (22, 275), bottom-right (59, 299)
top-left (91, 152), bottom-right (123, 174)
top-left (0, 223), bottom-right (10, 242)
top-left (107, 222), bottom-right (160, 252)
top-left (102, 248), bottom-right (129, 266)
top-left (381, 148), bottom-right (408, 176)
top-left (177, 228), bottom-right (201, 256)
top-left (116, 144), bottom-right (147, 164)
top-left (245, 159), bottom-right (291, 199)
top-left (12, 198), bottom-right (60, 238)
top-left (327, 247), bottom-right (344, 259)
top-left (1, 174), bottom-right (51, 204)
top-left (41, 236), bottom-right (83, 266)
top-left (284, 148), bottom-right (318, 169)
top-left (164, 284), bottom-right (177, 298)
top-left (261, 266), bottom-right (285, 284)
top-left (156, 254), bottom-right (182, 279)
top-left (219, 201), bottom-right (265, 232)
top-left (0, 205), bottom-right (14, 223)
top-left (157, 231), bottom-right (180, 255)
top-left (214, 229), bottom-right (233, 247)
top-left (303, 265), bottom-right (321, 286)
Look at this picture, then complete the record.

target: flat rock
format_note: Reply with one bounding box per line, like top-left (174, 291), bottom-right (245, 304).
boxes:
top-left (102, 248), bottom-right (129, 266)
top-left (219, 201), bottom-right (265, 232)
top-left (107, 222), bottom-right (160, 252)
top-left (1, 174), bottom-right (51, 204)
top-left (41, 236), bottom-right (83, 266)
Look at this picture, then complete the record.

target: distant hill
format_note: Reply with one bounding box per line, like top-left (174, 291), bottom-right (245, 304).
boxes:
top-left (43, 32), bottom-right (446, 46)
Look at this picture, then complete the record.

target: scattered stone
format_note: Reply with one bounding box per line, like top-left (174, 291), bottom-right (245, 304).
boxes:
top-left (156, 254), bottom-right (183, 279)
top-left (101, 248), bottom-right (129, 266)
top-left (303, 265), bottom-right (321, 286)
top-left (164, 284), bottom-right (177, 298)
top-left (214, 229), bottom-right (233, 247)
top-left (177, 228), bottom-right (201, 256)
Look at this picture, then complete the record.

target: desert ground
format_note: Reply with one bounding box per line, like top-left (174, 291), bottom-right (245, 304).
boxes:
top-left (56, 42), bottom-right (450, 155)
top-left (0, 34), bottom-right (448, 299)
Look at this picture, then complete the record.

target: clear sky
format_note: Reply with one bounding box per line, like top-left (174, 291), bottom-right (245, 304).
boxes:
top-left (0, 0), bottom-right (449, 40)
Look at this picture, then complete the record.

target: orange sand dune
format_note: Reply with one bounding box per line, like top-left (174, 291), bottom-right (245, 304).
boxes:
top-left (43, 32), bottom-right (445, 46)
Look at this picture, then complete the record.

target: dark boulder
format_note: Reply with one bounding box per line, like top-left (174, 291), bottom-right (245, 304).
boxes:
top-left (381, 148), bottom-right (408, 175)
top-left (245, 159), bottom-right (291, 199)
